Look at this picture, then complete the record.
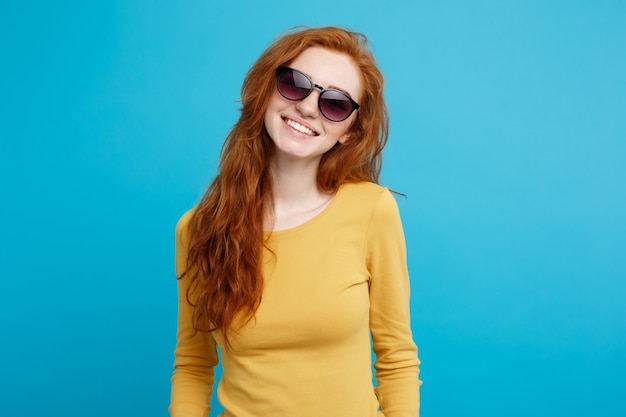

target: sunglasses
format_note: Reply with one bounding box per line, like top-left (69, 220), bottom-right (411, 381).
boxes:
top-left (275, 66), bottom-right (360, 122)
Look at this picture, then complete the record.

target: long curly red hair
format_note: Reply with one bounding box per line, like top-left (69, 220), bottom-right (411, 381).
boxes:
top-left (182, 26), bottom-right (389, 346)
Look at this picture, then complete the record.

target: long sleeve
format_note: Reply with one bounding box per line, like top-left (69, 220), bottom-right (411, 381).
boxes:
top-left (366, 190), bottom-right (421, 417)
top-left (168, 183), bottom-right (419, 417)
top-left (169, 210), bottom-right (219, 417)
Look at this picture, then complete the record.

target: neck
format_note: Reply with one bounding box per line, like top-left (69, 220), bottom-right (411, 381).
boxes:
top-left (266, 156), bottom-right (334, 231)
top-left (270, 155), bottom-right (322, 204)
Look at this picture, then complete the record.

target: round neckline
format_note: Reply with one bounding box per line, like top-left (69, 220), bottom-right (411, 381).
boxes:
top-left (265, 184), bottom-right (345, 237)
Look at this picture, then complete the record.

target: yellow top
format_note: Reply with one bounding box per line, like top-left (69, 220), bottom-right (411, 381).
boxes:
top-left (169, 182), bottom-right (421, 417)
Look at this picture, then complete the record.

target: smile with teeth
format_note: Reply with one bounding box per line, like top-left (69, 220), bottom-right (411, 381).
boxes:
top-left (284, 117), bottom-right (318, 136)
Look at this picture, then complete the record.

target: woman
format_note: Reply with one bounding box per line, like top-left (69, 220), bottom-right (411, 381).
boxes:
top-left (170, 26), bottom-right (421, 417)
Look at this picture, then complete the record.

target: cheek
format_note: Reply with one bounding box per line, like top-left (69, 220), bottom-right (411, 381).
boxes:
top-left (264, 95), bottom-right (281, 124)
top-left (268, 90), bottom-right (287, 109)
top-left (264, 94), bottom-right (291, 142)
top-left (265, 93), bottom-right (290, 121)
top-left (333, 117), bottom-right (356, 144)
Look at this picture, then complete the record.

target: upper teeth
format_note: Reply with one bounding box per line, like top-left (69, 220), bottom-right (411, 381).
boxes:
top-left (287, 119), bottom-right (315, 136)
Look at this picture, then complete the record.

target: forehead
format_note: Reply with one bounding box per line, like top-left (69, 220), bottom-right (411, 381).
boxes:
top-left (289, 47), bottom-right (362, 101)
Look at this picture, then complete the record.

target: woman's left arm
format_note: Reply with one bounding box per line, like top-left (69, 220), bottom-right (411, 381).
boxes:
top-left (366, 189), bottom-right (421, 417)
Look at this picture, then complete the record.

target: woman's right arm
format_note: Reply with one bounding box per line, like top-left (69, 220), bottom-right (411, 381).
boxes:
top-left (169, 210), bottom-right (219, 417)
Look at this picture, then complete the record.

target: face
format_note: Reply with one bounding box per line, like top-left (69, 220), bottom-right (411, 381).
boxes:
top-left (264, 47), bottom-right (362, 166)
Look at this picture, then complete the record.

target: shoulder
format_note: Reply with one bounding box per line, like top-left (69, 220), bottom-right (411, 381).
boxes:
top-left (339, 181), bottom-right (400, 216)
top-left (341, 181), bottom-right (391, 203)
top-left (176, 207), bottom-right (196, 232)
top-left (340, 181), bottom-right (388, 198)
top-left (175, 207), bottom-right (198, 248)
top-left (174, 207), bottom-right (198, 275)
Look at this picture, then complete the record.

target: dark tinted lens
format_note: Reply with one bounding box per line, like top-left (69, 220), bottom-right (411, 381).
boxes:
top-left (319, 90), bottom-right (354, 121)
top-left (277, 68), bottom-right (312, 100)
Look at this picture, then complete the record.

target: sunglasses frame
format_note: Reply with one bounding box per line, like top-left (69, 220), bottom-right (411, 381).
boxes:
top-left (275, 66), bottom-right (360, 122)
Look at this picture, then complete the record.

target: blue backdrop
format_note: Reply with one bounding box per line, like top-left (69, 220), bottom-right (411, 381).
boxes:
top-left (1, 1), bottom-right (624, 416)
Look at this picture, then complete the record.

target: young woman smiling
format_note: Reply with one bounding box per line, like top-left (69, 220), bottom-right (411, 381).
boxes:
top-left (169, 26), bottom-right (421, 417)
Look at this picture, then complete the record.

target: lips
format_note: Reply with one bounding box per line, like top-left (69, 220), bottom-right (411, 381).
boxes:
top-left (282, 116), bottom-right (319, 136)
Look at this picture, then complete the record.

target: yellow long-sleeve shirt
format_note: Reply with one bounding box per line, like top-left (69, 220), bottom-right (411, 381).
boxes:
top-left (170, 182), bottom-right (421, 417)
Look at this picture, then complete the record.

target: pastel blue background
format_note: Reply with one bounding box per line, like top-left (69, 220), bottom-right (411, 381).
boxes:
top-left (1, 1), bottom-right (624, 416)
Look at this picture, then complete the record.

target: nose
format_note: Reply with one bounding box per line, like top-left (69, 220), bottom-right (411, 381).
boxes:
top-left (295, 88), bottom-right (320, 119)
